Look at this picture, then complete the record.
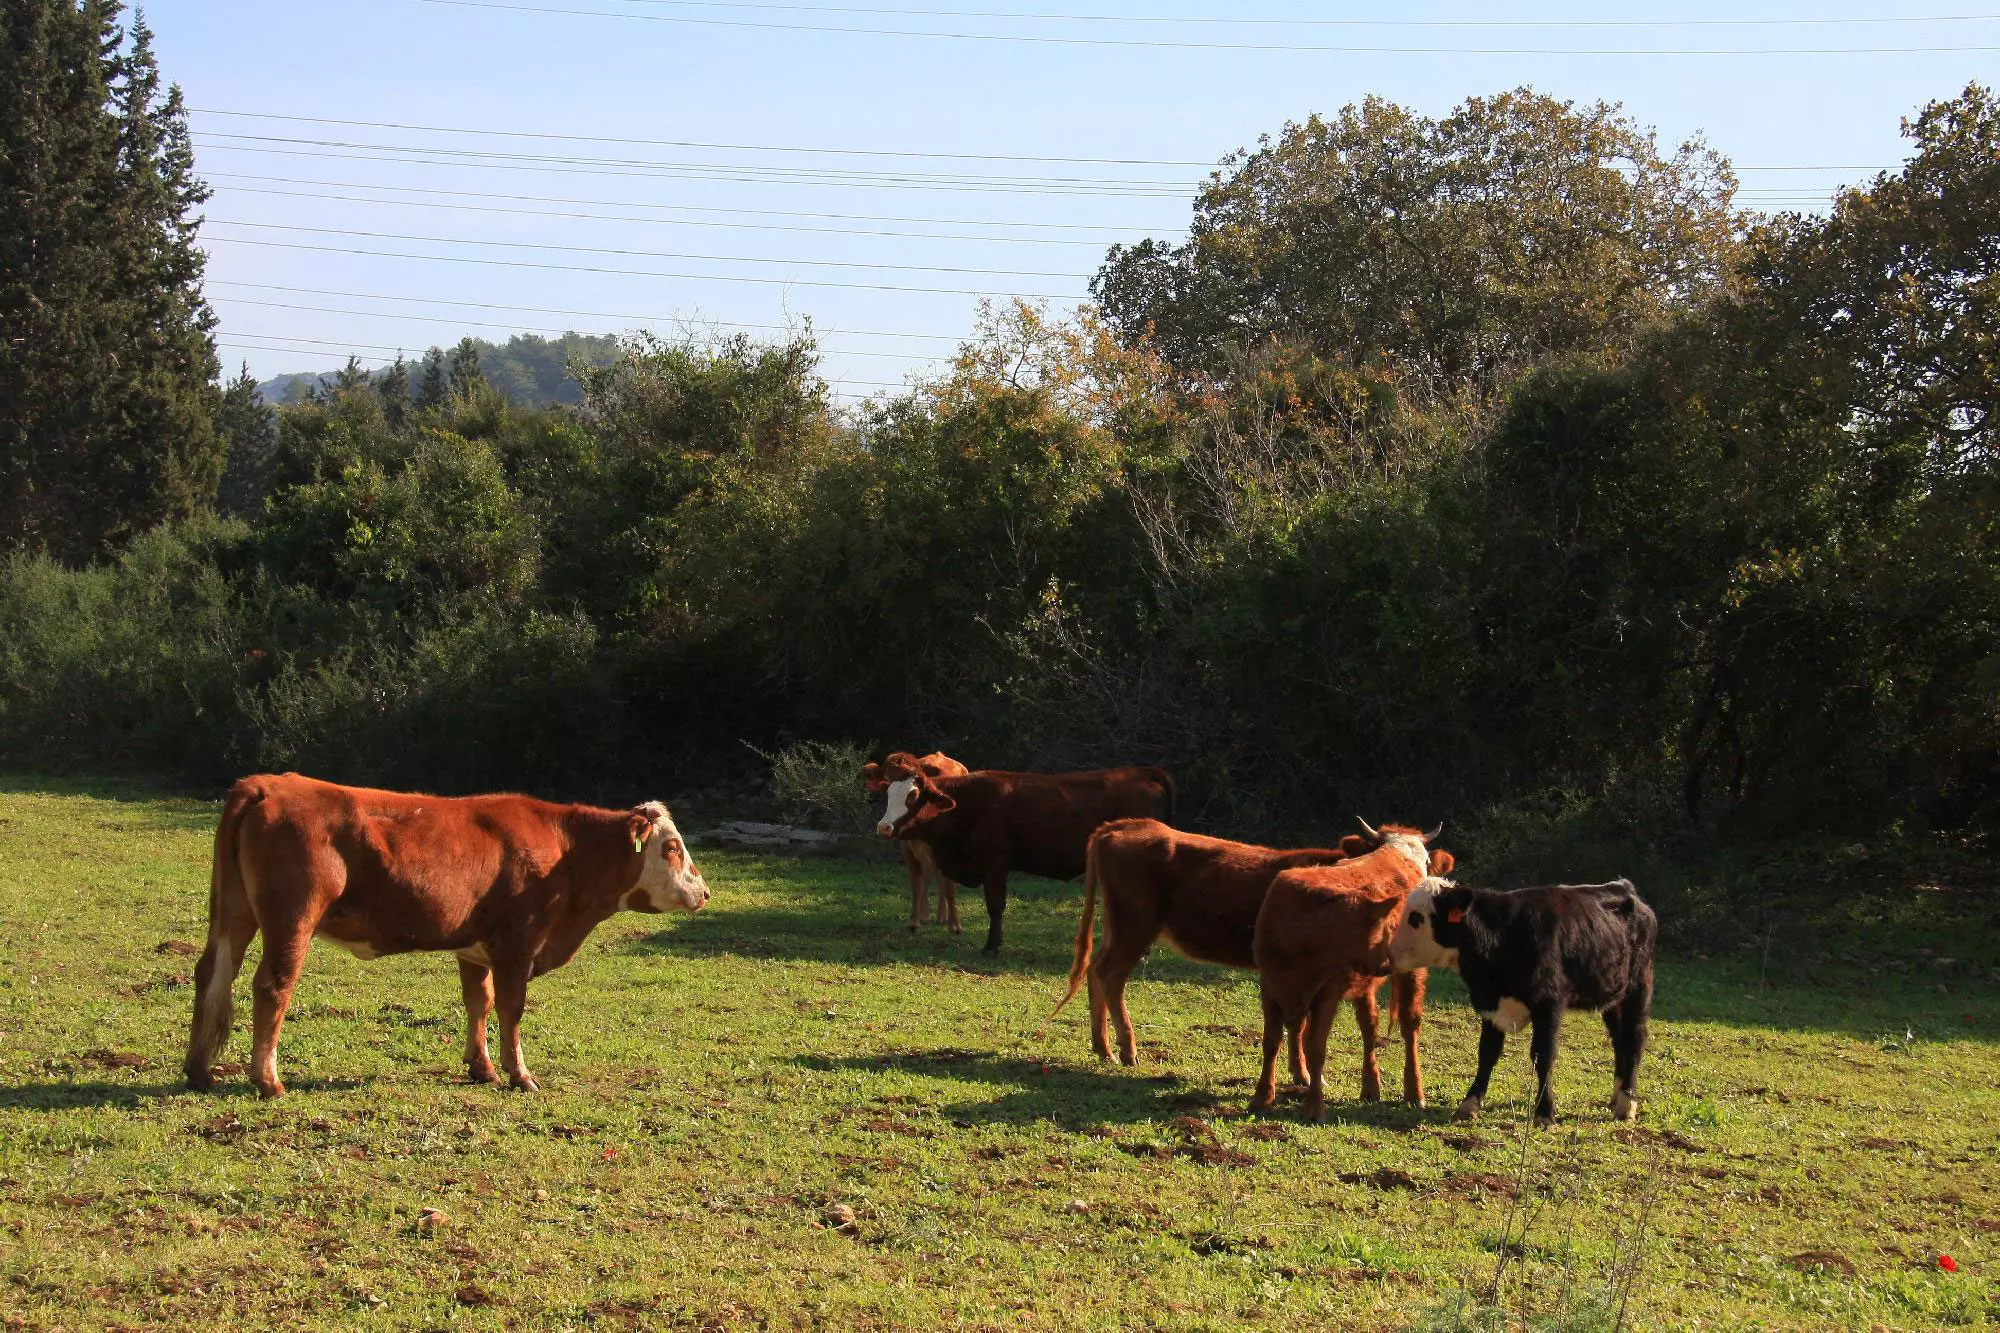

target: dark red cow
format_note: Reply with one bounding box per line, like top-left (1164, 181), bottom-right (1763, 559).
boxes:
top-left (862, 751), bottom-right (970, 934)
top-left (871, 753), bottom-right (1174, 954)
top-left (184, 773), bottom-right (709, 1098)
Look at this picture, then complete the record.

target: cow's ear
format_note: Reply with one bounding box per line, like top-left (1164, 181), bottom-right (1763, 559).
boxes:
top-left (862, 762), bottom-right (887, 793)
top-left (1339, 834), bottom-right (1370, 856)
top-left (1428, 850), bottom-right (1456, 875)
top-left (911, 773), bottom-right (956, 818)
top-left (625, 812), bottom-right (653, 855)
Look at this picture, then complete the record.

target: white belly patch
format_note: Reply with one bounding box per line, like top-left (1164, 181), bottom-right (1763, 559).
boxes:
top-left (1480, 998), bottom-right (1531, 1034)
top-left (320, 934), bottom-right (381, 961)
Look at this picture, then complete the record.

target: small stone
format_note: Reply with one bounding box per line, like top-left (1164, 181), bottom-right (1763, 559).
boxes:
top-left (531, 1188), bottom-right (549, 1202)
top-left (417, 1207), bottom-right (449, 1232)
top-left (1064, 1199), bottom-right (1090, 1214)
top-left (823, 1202), bottom-right (858, 1233)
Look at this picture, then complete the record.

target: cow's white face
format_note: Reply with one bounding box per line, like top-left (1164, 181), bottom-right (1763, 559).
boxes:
top-left (1389, 879), bottom-right (1458, 972)
top-left (1380, 830), bottom-right (1431, 877)
top-left (877, 778), bottom-right (921, 838)
top-left (627, 802), bottom-right (709, 913)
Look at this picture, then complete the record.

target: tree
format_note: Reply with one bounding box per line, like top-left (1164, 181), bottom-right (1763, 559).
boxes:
top-left (376, 354), bottom-right (410, 428)
top-left (448, 337), bottom-right (484, 399)
top-left (1093, 89), bottom-right (1740, 402)
top-left (0, 3), bottom-right (222, 561)
top-left (416, 347), bottom-right (447, 410)
top-left (214, 363), bottom-right (277, 518)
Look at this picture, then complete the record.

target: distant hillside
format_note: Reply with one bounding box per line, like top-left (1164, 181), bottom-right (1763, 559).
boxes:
top-left (255, 332), bottom-right (624, 407)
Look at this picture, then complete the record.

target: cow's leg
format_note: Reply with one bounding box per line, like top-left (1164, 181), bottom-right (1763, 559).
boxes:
top-left (184, 913), bottom-right (258, 1090)
top-left (249, 919), bottom-right (313, 1099)
top-left (1605, 988), bottom-right (1649, 1121)
top-left (1301, 990), bottom-right (1339, 1122)
top-left (1353, 987), bottom-right (1382, 1103)
top-left (1395, 969), bottom-right (1427, 1107)
top-left (459, 958), bottom-right (500, 1084)
top-left (904, 845), bottom-right (928, 933)
top-left (1529, 1003), bottom-right (1565, 1127)
top-left (1288, 1020), bottom-right (1309, 1087)
top-left (490, 954), bottom-right (539, 1091)
top-left (980, 870), bottom-right (1008, 955)
top-left (1457, 1020), bottom-right (1507, 1121)
top-left (939, 876), bottom-right (961, 933)
top-left (1249, 993), bottom-right (1286, 1113)
top-left (1088, 930), bottom-right (1151, 1067)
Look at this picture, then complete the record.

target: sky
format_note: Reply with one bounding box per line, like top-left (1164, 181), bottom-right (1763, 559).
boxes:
top-left (145, 1), bottom-right (2000, 403)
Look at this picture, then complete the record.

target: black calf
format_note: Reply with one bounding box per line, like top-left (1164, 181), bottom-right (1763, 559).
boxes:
top-left (1389, 878), bottom-right (1656, 1127)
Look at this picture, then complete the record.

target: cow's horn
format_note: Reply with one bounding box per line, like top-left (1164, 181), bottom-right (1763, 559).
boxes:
top-left (1423, 821), bottom-right (1445, 845)
top-left (1354, 816), bottom-right (1381, 842)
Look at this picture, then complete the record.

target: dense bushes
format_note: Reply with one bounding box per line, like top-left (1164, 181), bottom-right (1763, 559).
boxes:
top-left (3, 88), bottom-right (1997, 868)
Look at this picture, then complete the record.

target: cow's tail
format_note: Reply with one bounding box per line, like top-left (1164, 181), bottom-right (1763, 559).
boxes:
top-left (1054, 832), bottom-right (1104, 1016)
top-left (1158, 770), bottom-right (1178, 826)
top-left (185, 780), bottom-right (261, 1088)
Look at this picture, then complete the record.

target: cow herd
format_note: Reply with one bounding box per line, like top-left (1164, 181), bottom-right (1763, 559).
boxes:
top-left (182, 758), bottom-right (1658, 1129)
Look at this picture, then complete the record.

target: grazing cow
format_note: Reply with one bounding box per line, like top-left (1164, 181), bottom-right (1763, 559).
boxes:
top-left (872, 753), bottom-right (1174, 954)
top-left (862, 751), bottom-right (970, 933)
top-left (1054, 818), bottom-right (1371, 1070)
top-left (184, 773), bottom-right (709, 1099)
top-left (1250, 819), bottom-right (1450, 1121)
top-left (1388, 877), bottom-right (1656, 1127)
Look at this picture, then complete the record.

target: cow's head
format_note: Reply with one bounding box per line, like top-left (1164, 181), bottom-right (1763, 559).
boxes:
top-left (1347, 817), bottom-right (1445, 876)
top-left (872, 752), bottom-right (957, 838)
top-left (1390, 877), bottom-right (1471, 972)
top-left (624, 801), bottom-right (709, 913)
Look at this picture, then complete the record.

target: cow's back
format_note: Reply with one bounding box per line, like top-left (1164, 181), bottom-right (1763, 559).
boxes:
top-left (1548, 882), bottom-right (1655, 1008)
top-left (235, 774), bottom-right (572, 944)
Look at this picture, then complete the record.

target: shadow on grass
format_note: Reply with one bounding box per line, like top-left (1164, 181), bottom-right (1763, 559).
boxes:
top-left (0, 1075), bottom-right (370, 1111)
top-left (791, 1049), bottom-right (1444, 1131)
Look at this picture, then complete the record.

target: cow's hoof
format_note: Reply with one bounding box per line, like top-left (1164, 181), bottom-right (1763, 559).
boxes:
top-left (509, 1075), bottom-right (541, 1093)
top-left (254, 1079), bottom-right (285, 1099)
top-left (906, 922), bottom-right (920, 934)
top-left (1534, 1113), bottom-right (1557, 1130)
top-left (948, 923), bottom-right (962, 935)
top-left (467, 1064), bottom-right (501, 1085)
top-left (1609, 1091), bottom-right (1638, 1121)
top-left (1360, 1085), bottom-right (1382, 1103)
top-left (1304, 1102), bottom-right (1326, 1124)
top-left (185, 1065), bottom-right (215, 1092)
top-left (1406, 1094), bottom-right (1427, 1109)
top-left (982, 944), bottom-right (1001, 957)
top-left (1452, 1097), bottom-right (1482, 1121)
top-left (1248, 1094), bottom-right (1275, 1115)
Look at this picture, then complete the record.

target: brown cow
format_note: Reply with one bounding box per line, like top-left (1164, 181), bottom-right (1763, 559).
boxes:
top-left (183, 773), bottom-right (709, 1098)
top-left (862, 751), bottom-right (969, 933)
top-left (872, 753), bottom-right (1174, 954)
top-left (1250, 819), bottom-right (1450, 1121)
top-left (1054, 818), bottom-right (1366, 1071)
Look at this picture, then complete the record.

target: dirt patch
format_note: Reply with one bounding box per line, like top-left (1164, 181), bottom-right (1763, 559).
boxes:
top-left (1338, 1167), bottom-right (1420, 1192)
top-left (1786, 1250), bottom-right (1856, 1276)
top-left (1613, 1126), bottom-right (1703, 1153)
top-left (1438, 1171), bottom-right (1518, 1199)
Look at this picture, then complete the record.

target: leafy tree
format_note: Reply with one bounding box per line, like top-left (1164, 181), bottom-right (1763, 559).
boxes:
top-left (1093, 89), bottom-right (1739, 401)
top-left (0, 2), bottom-right (222, 561)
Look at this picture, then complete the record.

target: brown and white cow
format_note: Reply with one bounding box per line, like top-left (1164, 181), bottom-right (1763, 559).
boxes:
top-left (872, 753), bottom-right (1174, 954)
top-left (1250, 819), bottom-right (1450, 1121)
top-left (1054, 818), bottom-right (1368, 1070)
top-left (184, 773), bottom-right (709, 1098)
top-left (862, 751), bottom-right (969, 933)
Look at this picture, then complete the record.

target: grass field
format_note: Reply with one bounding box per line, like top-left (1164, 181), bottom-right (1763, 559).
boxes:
top-left (1, 776), bottom-right (1996, 1330)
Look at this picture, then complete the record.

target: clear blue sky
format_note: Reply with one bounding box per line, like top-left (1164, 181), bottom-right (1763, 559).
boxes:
top-left (146, 1), bottom-right (1999, 402)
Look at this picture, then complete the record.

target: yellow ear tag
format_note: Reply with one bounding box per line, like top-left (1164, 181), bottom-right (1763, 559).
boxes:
top-left (632, 832), bottom-right (646, 854)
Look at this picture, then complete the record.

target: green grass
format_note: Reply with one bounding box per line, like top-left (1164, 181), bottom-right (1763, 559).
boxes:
top-left (0, 775), bottom-right (1996, 1330)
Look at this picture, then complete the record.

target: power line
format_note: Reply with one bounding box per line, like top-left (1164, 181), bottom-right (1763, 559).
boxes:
top-left (203, 171), bottom-right (1172, 234)
top-left (190, 107), bottom-right (1215, 167)
top-left (205, 218), bottom-right (1090, 279)
top-left (582, 0), bottom-right (2000, 29)
top-left (192, 138), bottom-right (1192, 197)
top-left (210, 183), bottom-right (1128, 247)
top-left (201, 234), bottom-right (1082, 298)
top-left (213, 296), bottom-right (937, 359)
top-left (419, 0), bottom-right (2000, 53)
top-left (192, 132), bottom-right (1197, 192)
top-left (206, 280), bottom-right (970, 342)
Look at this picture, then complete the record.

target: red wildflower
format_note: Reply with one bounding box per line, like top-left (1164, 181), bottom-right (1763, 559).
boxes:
top-left (1938, 1254), bottom-right (1958, 1273)
top-left (601, 1147), bottom-right (617, 1162)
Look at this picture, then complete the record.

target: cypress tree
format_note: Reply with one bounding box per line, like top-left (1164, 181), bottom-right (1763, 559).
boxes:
top-left (448, 336), bottom-right (484, 398)
top-left (213, 362), bottom-right (275, 518)
top-left (0, 2), bottom-right (222, 561)
top-left (377, 353), bottom-right (410, 427)
top-left (416, 346), bottom-right (447, 410)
